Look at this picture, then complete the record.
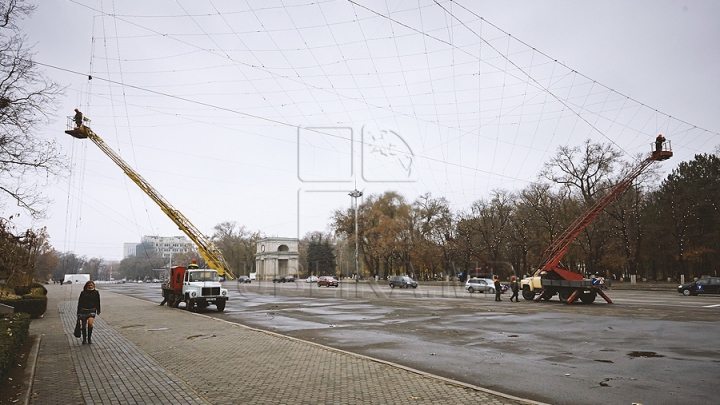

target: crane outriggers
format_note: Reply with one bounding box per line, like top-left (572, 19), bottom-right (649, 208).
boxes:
top-left (65, 117), bottom-right (234, 311)
top-left (521, 138), bottom-right (673, 303)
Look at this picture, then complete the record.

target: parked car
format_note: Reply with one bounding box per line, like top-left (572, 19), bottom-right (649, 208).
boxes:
top-left (238, 276), bottom-right (251, 283)
top-left (272, 275), bottom-right (286, 283)
top-left (465, 278), bottom-right (498, 293)
top-left (305, 276), bottom-right (318, 283)
top-left (678, 277), bottom-right (720, 296)
top-left (317, 276), bottom-right (339, 287)
top-left (284, 276), bottom-right (295, 282)
top-left (388, 276), bottom-right (418, 289)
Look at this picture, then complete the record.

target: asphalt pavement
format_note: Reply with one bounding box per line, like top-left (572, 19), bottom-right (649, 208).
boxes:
top-left (23, 283), bottom-right (546, 405)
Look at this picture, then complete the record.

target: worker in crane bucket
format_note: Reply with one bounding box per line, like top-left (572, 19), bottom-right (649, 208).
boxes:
top-left (74, 108), bottom-right (83, 127)
top-left (189, 259), bottom-right (199, 269)
top-left (655, 134), bottom-right (666, 151)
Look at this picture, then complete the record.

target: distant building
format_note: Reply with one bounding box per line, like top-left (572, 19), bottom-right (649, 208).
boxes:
top-left (123, 236), bottom-right (195, 259)
top-left (123, 243), bottom-right (138, 258)
top-left (255, 237), bottom-right (300, 281)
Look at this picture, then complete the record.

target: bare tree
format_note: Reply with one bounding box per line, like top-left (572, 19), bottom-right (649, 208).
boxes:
top-left (540, 139), bottom-right (622, 203)
top-left (0, 0), bottom-right (65, 219)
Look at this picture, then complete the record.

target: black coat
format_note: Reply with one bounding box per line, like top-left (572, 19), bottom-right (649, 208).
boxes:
top-left (77, 289), bottom-right (101, 314)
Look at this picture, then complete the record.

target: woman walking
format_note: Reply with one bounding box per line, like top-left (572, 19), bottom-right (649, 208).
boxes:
top-left (77, 280), bottom-right (101, 344)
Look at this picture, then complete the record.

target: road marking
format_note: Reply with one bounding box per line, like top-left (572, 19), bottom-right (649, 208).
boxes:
top-left (703, 304), bottom-right (720, 308)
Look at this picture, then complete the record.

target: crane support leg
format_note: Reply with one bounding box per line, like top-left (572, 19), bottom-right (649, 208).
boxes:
top-left (535, 288), bottom-right (549, 302)
top-left (566, 289), bottom-right (581, 304)
top-left (597, 289), bottom-right (613, 304)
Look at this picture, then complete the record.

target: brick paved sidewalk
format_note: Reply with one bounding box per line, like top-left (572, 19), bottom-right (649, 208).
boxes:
top-left (29, 284), bottom-right (545, 404)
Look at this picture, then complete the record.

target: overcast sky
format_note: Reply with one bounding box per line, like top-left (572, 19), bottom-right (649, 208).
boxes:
top-left (9, 0), bottom-right (720, 262)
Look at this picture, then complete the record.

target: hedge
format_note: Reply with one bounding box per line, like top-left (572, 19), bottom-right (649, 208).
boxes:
top-left (13, 283), bottom-right (47, 296)
top-left (0, 312), bottom-right (31, 386)
top-left (3, 295), bottom-right (47, 318)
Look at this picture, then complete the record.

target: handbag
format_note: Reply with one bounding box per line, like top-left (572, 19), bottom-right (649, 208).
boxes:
top-left (74, 318), bottom-right (82, 338)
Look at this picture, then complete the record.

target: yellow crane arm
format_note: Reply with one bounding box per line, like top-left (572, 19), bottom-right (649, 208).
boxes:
top-left (66, 124), bottom-right (235, 279)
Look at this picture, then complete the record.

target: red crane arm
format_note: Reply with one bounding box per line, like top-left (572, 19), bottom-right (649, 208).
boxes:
top-left (534, 144), bottom-right (672, 277)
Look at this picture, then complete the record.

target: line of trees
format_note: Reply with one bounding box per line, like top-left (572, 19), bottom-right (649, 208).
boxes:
top-left (332, 144), bottom-right (720, 282)
top-left (4, 144), bottom-right (718, 286)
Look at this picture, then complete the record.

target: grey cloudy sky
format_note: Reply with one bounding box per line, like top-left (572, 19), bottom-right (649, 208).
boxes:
top-left (10, 0), bottom-right (720, 261)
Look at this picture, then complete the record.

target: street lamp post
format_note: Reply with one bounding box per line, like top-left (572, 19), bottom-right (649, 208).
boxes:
top-left (348, 189), bottom-right (363, 282)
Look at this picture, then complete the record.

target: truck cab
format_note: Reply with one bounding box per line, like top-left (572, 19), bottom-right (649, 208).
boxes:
top-left (162, 266), bottom-right (228, 312)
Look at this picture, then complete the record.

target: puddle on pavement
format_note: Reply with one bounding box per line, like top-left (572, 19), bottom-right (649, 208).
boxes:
top-left (627, 351), bottom-right (664, 358)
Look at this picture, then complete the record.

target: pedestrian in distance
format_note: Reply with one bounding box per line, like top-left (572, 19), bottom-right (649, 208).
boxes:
top-left (77, 280), bottom-right (101, 344)
top-left (74, 108), bottom-right (83, 127)
top-left (493, 276), bottom-right (502, 301)
top-left (509, 276), bottom-right (519, 302)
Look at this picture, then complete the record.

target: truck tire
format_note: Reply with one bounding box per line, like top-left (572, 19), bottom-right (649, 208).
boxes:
top-left (558, 289), bottom-right (572, 303)
top-left (216, 301), bottom-right (226, 312)
top-left (522, 289), bottom-right (535, 300)
top-left (579, 291), bottom-right (597, 304)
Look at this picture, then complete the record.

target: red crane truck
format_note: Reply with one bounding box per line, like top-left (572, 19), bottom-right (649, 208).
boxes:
top-left (521, 139), bottom-right (673, 304)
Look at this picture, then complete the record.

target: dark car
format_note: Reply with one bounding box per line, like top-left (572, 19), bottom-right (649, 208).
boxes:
top-left (678, 277), bottom-right (720, 296)
top-left (284, 276), bottom-right (295, 282)
top-left (317, 276), bottom-right (339, 287)
top-left (272, 275), bottom-right (285, 283)
top-left (238, 276), bottom-right (251, 283)
top-left (388, 276), bottom-right (418, 289)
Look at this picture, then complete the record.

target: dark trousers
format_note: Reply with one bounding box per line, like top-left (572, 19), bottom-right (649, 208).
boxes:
top-left (495, 292), bottom-right (502, 301)
top-left (510, 291), bottom-right (519, 302)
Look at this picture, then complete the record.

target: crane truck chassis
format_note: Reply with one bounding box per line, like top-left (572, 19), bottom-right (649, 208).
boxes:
top-left (521, 139), bottom-right (673, 304)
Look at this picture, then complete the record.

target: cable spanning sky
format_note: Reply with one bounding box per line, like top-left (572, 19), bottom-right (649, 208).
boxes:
top-left (12, 0), bottom-right (720, 261)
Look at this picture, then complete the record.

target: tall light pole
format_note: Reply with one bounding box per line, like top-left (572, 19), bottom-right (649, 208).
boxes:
top-left (348, 189), bottom-right (363, 281)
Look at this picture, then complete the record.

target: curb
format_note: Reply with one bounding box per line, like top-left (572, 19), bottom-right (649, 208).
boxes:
top-left (22, 334), bottom-right (41, 405)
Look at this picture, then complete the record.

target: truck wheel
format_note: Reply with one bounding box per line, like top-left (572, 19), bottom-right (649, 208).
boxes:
top-left (216, 301), bottom-right (226, 312)
top-left (522, 289), bottom-right (535, 300)
top-left (558, 289), bottom-right (572, 303)
top-left (579, 291), bottom-right (597, 304)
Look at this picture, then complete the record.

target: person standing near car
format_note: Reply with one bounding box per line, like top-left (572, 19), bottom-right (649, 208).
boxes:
top-left (493, 276), bottom-right (502, 301)
top-left (77, 280), bottom-right (101, 344)
top-left (509, 276), bottom-right (519, 302)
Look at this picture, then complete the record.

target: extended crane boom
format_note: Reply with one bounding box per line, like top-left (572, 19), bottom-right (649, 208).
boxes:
top-left (65, 119), bottom-right (235, 280)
